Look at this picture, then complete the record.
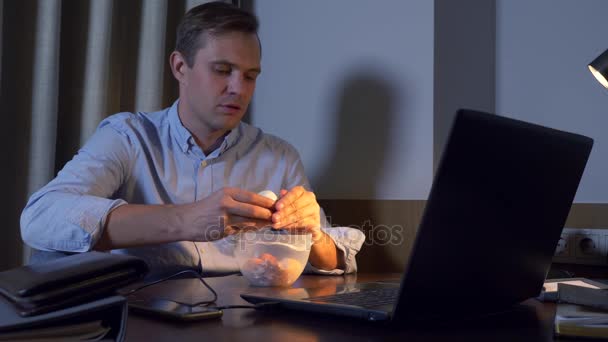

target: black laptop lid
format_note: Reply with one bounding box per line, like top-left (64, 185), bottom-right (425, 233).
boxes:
top-left (393, 109), bottom-right (593, 321)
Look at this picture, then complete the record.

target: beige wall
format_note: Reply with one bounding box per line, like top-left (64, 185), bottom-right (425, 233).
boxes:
top-left (321, 201), bottom-right (608, 273)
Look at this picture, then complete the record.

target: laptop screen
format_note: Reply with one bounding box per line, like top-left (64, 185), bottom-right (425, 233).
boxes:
top-left (393, 109), bottom-right (593, 321)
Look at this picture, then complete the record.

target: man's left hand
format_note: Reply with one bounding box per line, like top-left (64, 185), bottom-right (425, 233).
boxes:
top-left (271, 186), bottom-right (323, 243)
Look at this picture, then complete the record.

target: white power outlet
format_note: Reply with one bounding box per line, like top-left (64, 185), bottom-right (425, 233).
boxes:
top-left (553, 228), bottom-right (608, 265)
top-left (555, 233), bottom-right (571, 257)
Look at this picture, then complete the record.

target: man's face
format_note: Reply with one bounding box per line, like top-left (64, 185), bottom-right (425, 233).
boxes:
top-left (179, 31), bottom-right (261, 135)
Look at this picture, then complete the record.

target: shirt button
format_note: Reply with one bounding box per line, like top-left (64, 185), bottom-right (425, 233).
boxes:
top-left (201, 160), bottom-right (208, 168)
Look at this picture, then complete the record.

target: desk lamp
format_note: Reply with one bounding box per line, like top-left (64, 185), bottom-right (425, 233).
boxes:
top-left (589, 49), bottom-right (608, 89)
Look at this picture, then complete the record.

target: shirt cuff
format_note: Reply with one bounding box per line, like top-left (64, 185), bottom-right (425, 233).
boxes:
top-left (304, 227), bottom-right (365, 275)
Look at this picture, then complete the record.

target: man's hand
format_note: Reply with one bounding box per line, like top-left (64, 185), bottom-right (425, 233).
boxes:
top-left (96, 187), bottom-right (275, 250)
top-left (182, 187), bottom-right (275, 241)
top-left (271, 186), bottom-right (323, 243)
top-left (271, 186), bottom-right (343, 270)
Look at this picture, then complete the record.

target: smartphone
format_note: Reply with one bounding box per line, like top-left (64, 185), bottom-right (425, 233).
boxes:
top-left (129, 298), bottom-right (223, 321)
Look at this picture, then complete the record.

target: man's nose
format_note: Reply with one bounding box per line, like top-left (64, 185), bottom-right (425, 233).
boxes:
top-left (227, 75), bottom-right (245, 95)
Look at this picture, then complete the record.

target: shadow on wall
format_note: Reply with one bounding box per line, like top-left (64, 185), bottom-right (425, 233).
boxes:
top-left (313, 69), bottom-right (417, 272)
top-left (312, 70), bottom-right (397, 199)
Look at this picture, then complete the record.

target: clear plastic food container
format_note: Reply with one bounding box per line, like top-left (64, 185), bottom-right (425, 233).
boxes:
top-left (235, 230), bottom-right (312, 287)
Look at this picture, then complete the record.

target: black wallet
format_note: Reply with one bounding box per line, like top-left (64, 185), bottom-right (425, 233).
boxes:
top-left (0, 252), bottom-right (148, 316)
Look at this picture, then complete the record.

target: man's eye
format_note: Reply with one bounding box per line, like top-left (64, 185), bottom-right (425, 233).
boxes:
top-left (245, 74), bottom-right (258, 81)
top-left (214, 67), bottom-right (231, 74)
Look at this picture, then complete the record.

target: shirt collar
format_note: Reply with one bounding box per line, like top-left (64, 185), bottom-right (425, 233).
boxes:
top-left (168, 100), bottom-right (192, 153)
top-left (219, 123), bottom-right (242, 154)
top-left (169, 99), bottom-right (243, 156)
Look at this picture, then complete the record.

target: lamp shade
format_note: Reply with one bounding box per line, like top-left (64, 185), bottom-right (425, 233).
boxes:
top-left (589, 48), bottom-right (608, 89)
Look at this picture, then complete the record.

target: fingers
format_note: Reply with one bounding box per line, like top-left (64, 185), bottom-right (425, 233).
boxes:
top-left (208, 187), bottom-right (321, 237)
top-left (223, 225), bottom-right (240, 236)
top-left (272, 202), bottom-right (318, 228)
top-left (226, 200), bottom-right (273, 221)
top-left (273, 187), bottom-right (315, 222)
top-left (223, 216), bottom-right (273, 236)
top-left (220, 188), bottom-right (275, 220)
top-left (223, 225), bottom-right (258, 237)
top-left (275, 186), bottom-right (306, 211)
top-left (228, 188), bottom-right (276, 209)
top-left (197, 188), bottom-right (276, 241)
top-left (272, 186), bottom-right (321, 231)
top-left (230, 216), bottom-right (272, 229)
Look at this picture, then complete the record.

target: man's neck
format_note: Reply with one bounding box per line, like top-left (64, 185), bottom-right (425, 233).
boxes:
top-left (194, 130), bottom-right (230, 155)
top-left (176, 101), bottom-right (232, 155)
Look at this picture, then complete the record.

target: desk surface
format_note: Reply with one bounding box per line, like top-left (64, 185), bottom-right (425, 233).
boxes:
top-left (125, 273), bottom-right (557, 341)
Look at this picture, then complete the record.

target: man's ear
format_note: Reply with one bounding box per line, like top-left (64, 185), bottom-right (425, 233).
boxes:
top-left (170, 51), bottom-right (188, 84)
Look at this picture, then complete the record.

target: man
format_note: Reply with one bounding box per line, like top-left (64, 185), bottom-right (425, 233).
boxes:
top-left (20, 2), bottom-right (364, 277)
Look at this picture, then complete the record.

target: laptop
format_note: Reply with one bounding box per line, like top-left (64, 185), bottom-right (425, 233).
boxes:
top-left (241, 109), bottom-right (594, 323)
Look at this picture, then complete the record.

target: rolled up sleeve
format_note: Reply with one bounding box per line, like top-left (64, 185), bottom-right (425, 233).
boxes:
top-left (304, 226), bottom-right (366, 275)
top-left (20, 118), bottom-right (134, 252)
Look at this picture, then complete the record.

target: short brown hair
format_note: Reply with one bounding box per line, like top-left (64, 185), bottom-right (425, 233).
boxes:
top-left (176, 1), bottom-right (259, 67)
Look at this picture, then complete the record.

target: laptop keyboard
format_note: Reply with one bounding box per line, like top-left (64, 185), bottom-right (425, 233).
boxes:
top-left (306, 287), bottom-right (398, 308)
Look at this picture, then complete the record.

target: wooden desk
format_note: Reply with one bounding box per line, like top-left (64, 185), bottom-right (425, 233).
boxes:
top-left (125, 273), bottom-right (557, 341)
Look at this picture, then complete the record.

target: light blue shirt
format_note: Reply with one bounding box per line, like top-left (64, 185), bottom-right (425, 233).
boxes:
top-left (21, 100), bottom-right (364, 277)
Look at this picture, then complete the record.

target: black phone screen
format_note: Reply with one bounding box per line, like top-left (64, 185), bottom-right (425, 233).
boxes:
top-left (129, 298), bottom-right (223, 321)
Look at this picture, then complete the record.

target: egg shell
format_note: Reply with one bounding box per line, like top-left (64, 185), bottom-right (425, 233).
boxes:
top-left (258, 190), bottom-right (278, 201)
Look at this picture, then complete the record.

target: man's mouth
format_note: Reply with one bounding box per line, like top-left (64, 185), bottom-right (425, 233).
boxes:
top-left (218, 104), bottom-right (242, 113)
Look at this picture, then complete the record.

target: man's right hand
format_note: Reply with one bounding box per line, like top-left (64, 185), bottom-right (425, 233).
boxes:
top-left (178, 187), bottom-right (276, 241)
top-left (97, 187), bottom-right (275, 250)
